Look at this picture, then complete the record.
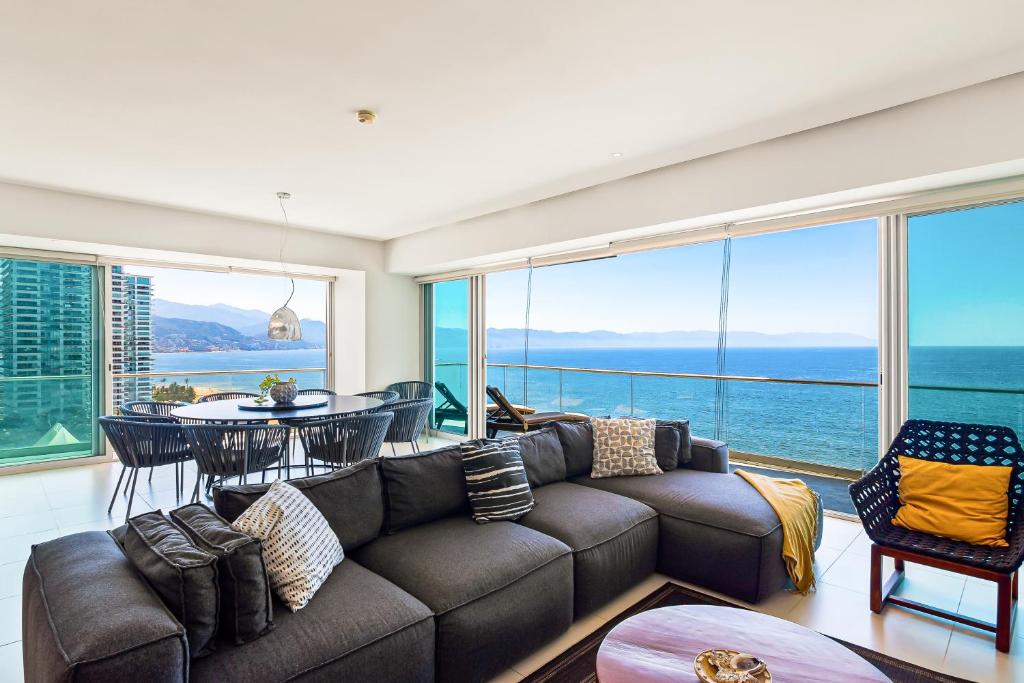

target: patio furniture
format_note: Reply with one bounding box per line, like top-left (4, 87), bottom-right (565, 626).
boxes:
top-left (433, 381), bottom-right (468, 431)
top-left (296, 412), bottom-right (394, 472)
top-left (298, 388), bottom-right (336, 396)
top-left (98, 415), bottom-right (193, 522)
top-left (485, 385), bottom-right (589, 438)
top-left (850, 419), bottom-right (1024, 652)
top-left (197, 391), bottom-right (258, 403)
top-left (596, 605), bottom-right (890, 683)
top-left (386, 380), bottom-right (434, 400)
top-left (357, 390), bottom-right (400, 404)
top-left (383, 399), bottom-right (433, 454)
top-left (182, 422), bottom-right (291, 501)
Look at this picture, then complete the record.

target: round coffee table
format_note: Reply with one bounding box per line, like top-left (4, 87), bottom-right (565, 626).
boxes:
top-left (596, 606), bottom-right (891, 683)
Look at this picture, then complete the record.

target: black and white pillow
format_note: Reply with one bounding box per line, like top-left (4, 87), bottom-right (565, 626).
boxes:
top-left (231, 480), bottom-right (344, 612)
top-left (460, 439), bottom-right (535, 523)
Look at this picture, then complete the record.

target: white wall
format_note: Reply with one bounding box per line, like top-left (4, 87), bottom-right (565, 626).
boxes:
top-left (364, 271), bottom-right (421, 390)
top-left (387, 72), bottom-right (1024, 275)
top-left (0, 181), bottom-right (422, 391)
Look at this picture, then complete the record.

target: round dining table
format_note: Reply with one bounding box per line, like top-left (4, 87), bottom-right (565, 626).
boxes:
top-left (170, 394), bottom-right (385, 423)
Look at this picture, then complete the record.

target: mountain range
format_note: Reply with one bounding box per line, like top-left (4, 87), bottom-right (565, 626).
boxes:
top-left (152, 299), bottom-right (326, 352)
top-left (480, 327), bottom-right (876, 349)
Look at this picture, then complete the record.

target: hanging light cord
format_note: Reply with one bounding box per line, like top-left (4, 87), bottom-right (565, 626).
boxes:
top-left (277, 192), bottom-right (296, 306)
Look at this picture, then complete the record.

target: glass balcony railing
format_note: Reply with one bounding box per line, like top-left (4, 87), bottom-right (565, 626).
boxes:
top-left (485, 362), bottom-right (879, 475)
top-left (113, 367), bottom-right (328, 405)
top-left (0, 375), bottom-right (100, 465)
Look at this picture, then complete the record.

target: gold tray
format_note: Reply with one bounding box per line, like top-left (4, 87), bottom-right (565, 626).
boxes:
top-left (694, 649), bottom-right (772, 683)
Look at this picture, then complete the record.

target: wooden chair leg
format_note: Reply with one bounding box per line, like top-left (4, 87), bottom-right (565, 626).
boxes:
top-left (997, 573), bottom-right (1013, 653)
top-left (1013, 571), bottom-right (1019, 602)
top-left (870, 544), bottom-right (883, 613)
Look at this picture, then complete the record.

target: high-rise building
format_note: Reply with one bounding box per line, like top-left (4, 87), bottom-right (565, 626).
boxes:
top-left (0, 258), bottom-right (97, 451)
top-left (110, 265), bottom-right (154, 406)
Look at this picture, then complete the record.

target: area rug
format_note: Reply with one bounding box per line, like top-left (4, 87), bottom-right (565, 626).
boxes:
top-left (521, 582), bottom-right (969, 683)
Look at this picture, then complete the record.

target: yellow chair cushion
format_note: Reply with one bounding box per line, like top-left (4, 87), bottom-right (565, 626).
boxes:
top-left (891, 455), bottom-right (1012, 548)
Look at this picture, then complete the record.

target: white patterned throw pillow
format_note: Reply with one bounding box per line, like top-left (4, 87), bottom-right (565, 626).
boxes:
top-left (590, 417), bottom-right (663, 478)
top-left (231, 480), bottom-right (344, 611)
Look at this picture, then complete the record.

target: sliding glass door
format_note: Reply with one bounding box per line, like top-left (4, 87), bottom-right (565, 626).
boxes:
top-left (428, 279), bottom-right (470, 435)
top-left (907, 200), bottom-right (1024, 433)
top-left (0, 257), bottom-right (102, 464)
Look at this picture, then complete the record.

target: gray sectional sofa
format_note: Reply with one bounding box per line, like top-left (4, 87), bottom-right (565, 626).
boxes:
top-left (22, 422), bottom-right (823, 683)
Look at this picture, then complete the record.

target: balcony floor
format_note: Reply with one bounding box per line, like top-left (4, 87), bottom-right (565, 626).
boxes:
top-left (729, 461), bottom-right (858, 515)
top-left (0, 446), bottom-right (1019, 682)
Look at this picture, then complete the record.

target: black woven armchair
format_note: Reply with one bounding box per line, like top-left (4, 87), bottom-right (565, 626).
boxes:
top-left (296, 412), bottom-right (393, 473)
top-left (386, 381), bottom-right (434, 401)
top-left (197, 392), bottom-right (258, 403)
top-left (99, 416), bottom-right (193, 522)
top-left (850, 419), bottom-right (1024, 652)
top-left (182, 423), bottom-right (290, 501)
top-left (384, 399), bottom-right (433, 454)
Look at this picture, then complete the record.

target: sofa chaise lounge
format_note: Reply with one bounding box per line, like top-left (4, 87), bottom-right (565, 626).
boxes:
top-left (23, 421), bottom-right (822, 683)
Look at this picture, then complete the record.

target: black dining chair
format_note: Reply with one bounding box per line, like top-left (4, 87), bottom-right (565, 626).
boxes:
top-left (296, 412), bottom-right (394, 473)
top-left (198, 392), bottom-right (258, 403)
top-left (383, 399), bottom-right (433, 455)
top-left (182, 423), bottom-right (290, 502)
top-left (99, 416), bottom-right (193, 522)
top-left (357, 390), bottom-right (400, 404)
top-left (386, 381), bottom-right (434, 401)
top-left (298, 388), bottom-right (336, 396)
top-left (121, 400), bottom-right (187, 417)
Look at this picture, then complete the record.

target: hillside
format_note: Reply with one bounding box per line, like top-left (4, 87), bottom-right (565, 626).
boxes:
top-left (153, 316), bottom-right (325, 352)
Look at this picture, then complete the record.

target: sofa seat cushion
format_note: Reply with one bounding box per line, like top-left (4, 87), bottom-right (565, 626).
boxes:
top-left (353, 516), bottom-right (571, 614)
top-left (190, 560), bottom-right (434, 683)
top-left (353, 516), bottom-right (573, 682)
top-left (519, 482), bottom-right (658, 615)
top-left (573, 469), bottom-right (824, 603)
top-left (573, 468), bottom-right (782, 537)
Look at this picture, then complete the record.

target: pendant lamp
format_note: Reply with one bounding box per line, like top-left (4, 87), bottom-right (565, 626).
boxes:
top-left (268, 192), bottom-right (302, 341)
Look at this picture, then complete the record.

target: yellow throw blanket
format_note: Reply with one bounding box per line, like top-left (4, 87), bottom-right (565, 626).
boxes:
top-left (736, 469), bottom-right (819, 594)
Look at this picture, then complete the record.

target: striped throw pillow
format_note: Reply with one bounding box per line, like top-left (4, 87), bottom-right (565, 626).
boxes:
top-left (231, 480), bottom-right (344, 612)
top-left (460, 439), bottom-right (535, 523)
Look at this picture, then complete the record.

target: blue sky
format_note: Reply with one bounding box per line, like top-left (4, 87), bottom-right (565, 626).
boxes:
top-left (487, 219), bottom-right (879, 338)
top-left (127, 266), bottom-right (328, 321)
top-left (909, 201), bottom-right (1024, 346)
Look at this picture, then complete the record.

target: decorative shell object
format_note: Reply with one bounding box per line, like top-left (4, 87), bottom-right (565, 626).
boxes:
top-left (694, 649), bottom-right (771, 683)
top-left (269, 381), bottom-right (298, 404)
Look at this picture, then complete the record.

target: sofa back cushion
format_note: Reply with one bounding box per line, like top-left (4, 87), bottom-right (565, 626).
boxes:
top-left (380, 445), bottom-right (469, 533)
top-left (659, 419), bottom-right (693, 465)
top-left (124, 511), bottom-right (220, 658)
top-left (654, 424), bottom-right (681, 471)
top-left (554, 421), bottom-right (594, 478)
top-left (213, 459), bottom-right (384, 552)
top-left (517, 428), bottom-right (567, 487)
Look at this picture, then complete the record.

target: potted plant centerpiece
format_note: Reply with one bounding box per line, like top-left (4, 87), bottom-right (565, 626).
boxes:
top-left (257, 373), bottom-right (298, 404)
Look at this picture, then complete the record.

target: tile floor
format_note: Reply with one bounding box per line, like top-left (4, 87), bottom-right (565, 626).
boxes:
top-left (0, 449), bottom-right (1019, 683)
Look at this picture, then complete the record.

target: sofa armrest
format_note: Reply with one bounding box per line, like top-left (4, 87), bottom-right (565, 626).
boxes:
top-left (687, 437), bottom-right (729, 473)
top-left (23, 531), bottom-right (188, 683)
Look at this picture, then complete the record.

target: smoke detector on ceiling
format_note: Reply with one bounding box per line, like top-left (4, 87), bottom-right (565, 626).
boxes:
top-left (357, 110), bottom-right (376, 125)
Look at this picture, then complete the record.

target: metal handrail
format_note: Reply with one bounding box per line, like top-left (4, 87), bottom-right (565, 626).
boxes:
top-left (111, 367), bottom-right (327, 379)
top-left (438, 360), bottom-right (1024, 395)
top-left (483, 362), bottom-right (876, 388)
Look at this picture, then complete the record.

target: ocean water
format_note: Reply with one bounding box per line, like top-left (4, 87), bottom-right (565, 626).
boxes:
top-left (150, 349), bottom-right (328, 395)
top-left (150, 346), bottom-right (1024, 473)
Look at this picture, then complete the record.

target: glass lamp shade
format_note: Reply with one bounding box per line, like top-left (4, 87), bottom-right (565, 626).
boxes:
top-left (268, 305), bottom-right (302, 341)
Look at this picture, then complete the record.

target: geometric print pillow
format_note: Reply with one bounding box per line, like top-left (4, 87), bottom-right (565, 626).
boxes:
top-left (460, 439), bottom-right (535, 523)
top-left (231, 480), bottom-right (344, 612)
top-left (590, 417), bottom-right (663, 478)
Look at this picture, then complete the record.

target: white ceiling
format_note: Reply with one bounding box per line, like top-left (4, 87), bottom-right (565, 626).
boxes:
top-left (2, 1), bottom-right (1024, 241)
